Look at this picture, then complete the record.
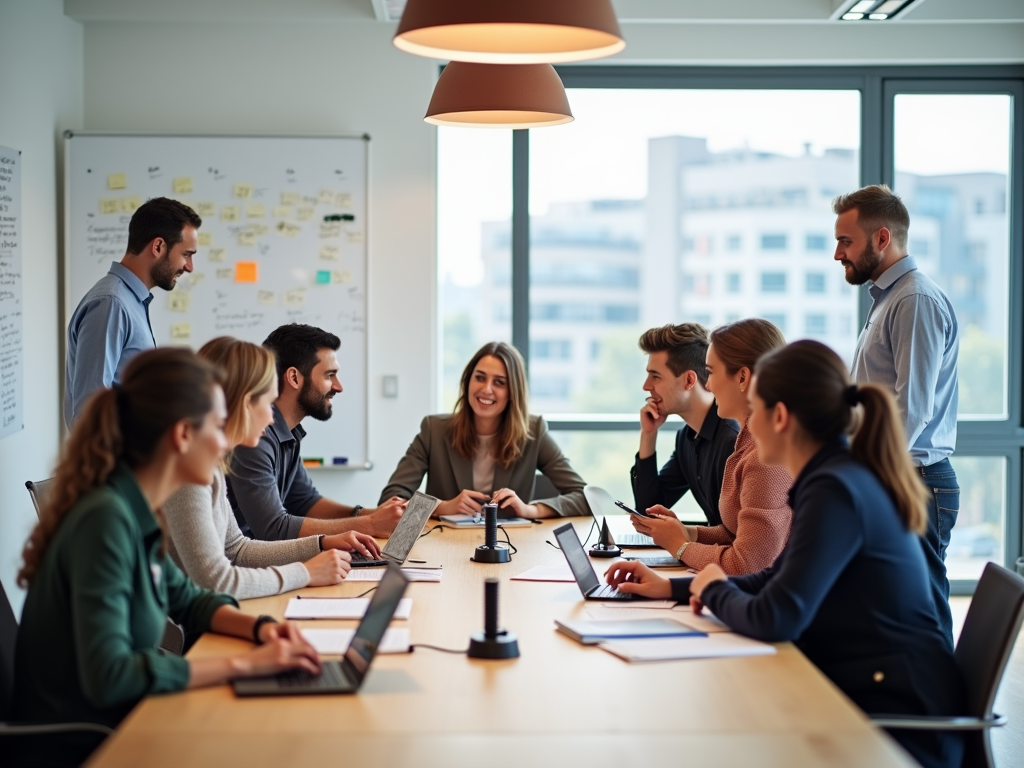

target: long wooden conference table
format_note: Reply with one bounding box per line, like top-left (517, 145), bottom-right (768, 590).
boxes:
top-left (86, 517), bottom-right (916, 768)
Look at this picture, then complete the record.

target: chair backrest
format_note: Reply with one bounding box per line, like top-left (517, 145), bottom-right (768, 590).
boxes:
top-left (1, 578), bottom-right (19, 721)
top-left (955, 561), bottom-right (1024, 718)
top-left (24, 479), bottom-right (55, 521)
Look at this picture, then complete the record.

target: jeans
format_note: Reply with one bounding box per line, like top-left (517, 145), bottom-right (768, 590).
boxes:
top-left (920, 459), bottom-right (959, 651)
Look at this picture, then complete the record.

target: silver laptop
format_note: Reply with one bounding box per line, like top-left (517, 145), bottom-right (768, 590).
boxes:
top-left (233, 564), bottom-right (409, 696)
top-left (350, 491), bottom-right (440, 567)
top-left (553, 523), bottom-right (639, 602)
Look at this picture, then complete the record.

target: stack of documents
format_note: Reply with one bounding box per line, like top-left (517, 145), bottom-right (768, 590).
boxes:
top-left (599, 633), bottom-right (776, 662)
top-left (555, 618), bottom-right (705, 645)
top-left (284, 597), bottom-right (413, 620)
top-left (302, 627), bottom-right (411, 655)
top-left (439, 514), bottom-right (533, 528)
top-left (345, 567), bottom-right (441, 582)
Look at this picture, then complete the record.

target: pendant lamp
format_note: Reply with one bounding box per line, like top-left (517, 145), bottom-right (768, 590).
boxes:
top-left (394, 0), bottom-right (625, 64)
top-left (424, 63), bottom-right (573, 129)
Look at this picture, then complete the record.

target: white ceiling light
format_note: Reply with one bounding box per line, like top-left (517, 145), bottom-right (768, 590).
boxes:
top-left (836, 0), bottom-right (916, 21)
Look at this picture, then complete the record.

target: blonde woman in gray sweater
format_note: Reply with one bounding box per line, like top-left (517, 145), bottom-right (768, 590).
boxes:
top-left (163, 337), bottom-right (380, 600)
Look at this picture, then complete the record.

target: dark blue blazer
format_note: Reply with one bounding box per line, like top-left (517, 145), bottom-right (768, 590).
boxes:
top-left (672, 440), bottom-right (965, 768)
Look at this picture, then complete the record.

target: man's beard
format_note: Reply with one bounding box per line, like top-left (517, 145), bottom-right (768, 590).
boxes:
top-left (299, 378), bottom-right (334, 421)
top-left (842, 241), bottom-right (883, 286)
top-left (151, 254), bottom-right (183, 291)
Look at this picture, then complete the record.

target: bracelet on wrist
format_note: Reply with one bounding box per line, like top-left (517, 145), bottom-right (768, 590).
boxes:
top-left (351, 504), bottom-right (364, 518)
top-left (675, 541), bottom-right (690, 561)
top-left (317, 534), bottom-right (325, 551)
top-left (252, 615), bottom-right (278, 645)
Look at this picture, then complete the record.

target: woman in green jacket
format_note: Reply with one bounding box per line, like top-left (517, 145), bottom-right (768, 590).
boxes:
top-left (13, 348), bottom-right (320, 763)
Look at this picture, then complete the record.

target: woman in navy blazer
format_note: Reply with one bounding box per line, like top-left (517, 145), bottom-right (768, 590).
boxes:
top-left (606, 340), bottom-right (965, 768)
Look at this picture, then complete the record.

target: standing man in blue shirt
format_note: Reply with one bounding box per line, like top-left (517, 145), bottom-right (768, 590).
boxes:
top-left (64, 197), bottom-right (200, 428)
top-left (833, 184), bottom-right (960, 649)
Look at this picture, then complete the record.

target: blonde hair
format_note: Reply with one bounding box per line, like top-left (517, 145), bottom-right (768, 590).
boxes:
top-left (197, 336), bottom-right (276, 467)
top-left (450, 342), bottom-right (530, 468)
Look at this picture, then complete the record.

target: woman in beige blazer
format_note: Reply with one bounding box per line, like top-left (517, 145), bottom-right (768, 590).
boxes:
top-left (379, 342), bottom-right (589, 518)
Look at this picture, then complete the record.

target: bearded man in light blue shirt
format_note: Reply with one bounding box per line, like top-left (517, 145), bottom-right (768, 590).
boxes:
top-left (833, 184), bottom-right (960, 650)
top-left (64, 198), bottom-right (201, 429)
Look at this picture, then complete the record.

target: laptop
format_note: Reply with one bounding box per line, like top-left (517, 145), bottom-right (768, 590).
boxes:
top-left (553, 523), bottom-right (640, 602)
top-left (614, 532), bottom-right (657, 548)
top-left (349, 491), bottom-right (440, 567)
top-left (233, 564), bottom-right (410, 696)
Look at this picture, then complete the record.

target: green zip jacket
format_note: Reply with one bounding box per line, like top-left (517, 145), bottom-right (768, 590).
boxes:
top-left (13, 464), bottom-right (237, 728)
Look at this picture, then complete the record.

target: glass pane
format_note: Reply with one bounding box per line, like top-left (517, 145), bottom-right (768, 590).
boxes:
top-left (893, 94), bottom-right (1013, 419)
top-left (551, 425), bottom-right (710, 524)
top-left (438, 129), bottom-right (512, 410)
top-left (524, 89), bottom-right (861, 414)
top-left (946, 456), bottom-right (1006, 580)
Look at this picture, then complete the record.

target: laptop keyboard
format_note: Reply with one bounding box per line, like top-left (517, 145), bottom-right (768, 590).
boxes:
top-left (276, 661), bottom-right (348, 689)
top-left (616, 533), bottom-right (656, 547)
top-left (350, 552), bottom-right (386, 565)
top-left (590, 583), bottom-right (631, 600)
top-left (629, 555), bottom-right (683, 567)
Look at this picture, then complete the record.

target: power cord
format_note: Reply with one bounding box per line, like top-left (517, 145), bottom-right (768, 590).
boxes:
top-left (545, 517), bottom-right (598, 550)
top-left (496, 525), bottom-right (518, 558)
top-left (419, 524), bottom-right (456, 538)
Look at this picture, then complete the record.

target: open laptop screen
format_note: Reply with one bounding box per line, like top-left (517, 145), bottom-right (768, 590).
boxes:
top-left (381, 491), bottom-right (440, 563)
top-left (553, 523), bottom-right (601, 596)
top-left (344, 565), bottom-right (409, 681)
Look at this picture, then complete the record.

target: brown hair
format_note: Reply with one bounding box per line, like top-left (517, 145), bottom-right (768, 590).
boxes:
top-left (18, 348), bottom-right (222, 587)
top-left (639, 323), bottom-right (710, 386)
top-left (126, 197), bottom-right (202, 254)
top-left (709, 318), bottom-right (787, 375)
top-left (832, 184), bottom-right (910, 249)
top-left (754, 340), bottom-right (928, 534)
top-left (449, 342), bottom-right (530, 468)
top-left (197, 336), bottom-right (276, 468)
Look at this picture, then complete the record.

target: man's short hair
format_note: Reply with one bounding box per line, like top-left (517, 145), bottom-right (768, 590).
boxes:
top-left (638, 323), bottom-right (710, 386)
top-left (263, 324), bottom-right (341, 393)
top-left (832, 184), bottom-right (910, 249)
top-left (126, 197), bottom-right (202, 255)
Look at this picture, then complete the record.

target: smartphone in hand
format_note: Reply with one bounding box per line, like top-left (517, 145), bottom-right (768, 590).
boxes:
top-left (615, 500), bottom-right (654, 518)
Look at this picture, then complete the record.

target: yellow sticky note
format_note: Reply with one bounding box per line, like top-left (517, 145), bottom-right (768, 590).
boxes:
top-left (246, 203), bottom-right (266, 219)
top-left (319, 245), bottom-right (340, 261)
top-left (335, 192), bottom-right (353, 209)
top-left (318, 189), bottom-right (335, 205)
top-left (233, 183), bottom-right (253, 199)
top-left (346, 230), bottom-right (364, 244)
top-left (188, 272), bottom-right (205, 288)
top-left (100, 198), bottom-right (120, 215)
top-left (173, 177), bottom-right (193, 195)
top-left (216, 267), bottom-right (233, 280)
top-left (284, 288), bottom-right (306, 307)
top-left (257, 290), bottom-right (277, 306)
top-left (296, 205), bottom-right (315, 222)
top-left (195, 201), bottom-right (216, 217)
top-left (276, 221), bottom-right (301, 238)
top-left (107, 173), bottom-right (127, 190)
top-left (171, 323), bottom-right (191, 340)
top-left (273, 205), bottom-right (291, 219)
top-left (221, 206), bottom-right (239, 222)
top-left (333, 270), bottom-right (351, 285)
top-left (208, 247), bottom-right (226, 263)
top-left (122, 196), bottom-right (142, 213)
top-left (319, 222), bottom-right (342, 239)
top-left (235, 262), bottom-right (258, 283)
top-left (281, 191), bottom-right (300, 206)
top-left (198, 232), bottom-right (212, 246)
top-left (168, 293), bottom-right (191, 312)
top-left (237, 231), bottom-right (257, 247)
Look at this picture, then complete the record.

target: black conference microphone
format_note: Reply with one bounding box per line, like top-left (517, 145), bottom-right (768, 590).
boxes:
top-left (471, 502), bottom-right (511, 563)
top-left (589, 517), bottom-right (621, 558)
top-left (468, 577), bottom-right (520, 659)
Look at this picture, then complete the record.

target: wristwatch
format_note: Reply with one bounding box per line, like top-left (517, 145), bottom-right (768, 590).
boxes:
top-left (252, 615), bottom-right (278, 645)
top-left (675, 541), bottom-right (690, 561)
top-left (351, 504), bottom-right (364, 517)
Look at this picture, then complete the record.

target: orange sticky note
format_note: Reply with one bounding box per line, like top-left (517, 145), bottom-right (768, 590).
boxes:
top-left (235, 261), bottom-right (258, 283)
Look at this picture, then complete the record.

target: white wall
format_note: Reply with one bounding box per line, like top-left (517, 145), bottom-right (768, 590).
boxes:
top-left (83, 20), bottom-right (440, 509)
top-left (0, 0), bottom-right (83, 615)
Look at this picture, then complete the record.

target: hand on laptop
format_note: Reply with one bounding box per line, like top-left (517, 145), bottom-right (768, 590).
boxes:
top-left (303, 549), bottom-right (353, 586)
top-left (435, 489), bottom-right (490, 518)
top-left (604, 560), bottom-right (672, 599)
top-left (243, 621), bottom-right (321, 678)
top-left (323, 531), bottom-right (381, 559)
top-left (363, 497), bottom-right (408, 537)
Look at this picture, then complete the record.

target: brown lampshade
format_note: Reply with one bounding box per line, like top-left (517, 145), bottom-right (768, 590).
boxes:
top-left (394, 0), bottom-right (625, 64)
top-left (424, 62), bottom-right (573, 129)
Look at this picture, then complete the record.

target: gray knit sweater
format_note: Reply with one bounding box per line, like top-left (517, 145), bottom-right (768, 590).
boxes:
top-left (164, 467), bottom-right (319, 599)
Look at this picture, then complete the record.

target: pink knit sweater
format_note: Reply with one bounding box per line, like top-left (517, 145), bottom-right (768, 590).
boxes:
top-left (682, 422), bottom-right (793, 574)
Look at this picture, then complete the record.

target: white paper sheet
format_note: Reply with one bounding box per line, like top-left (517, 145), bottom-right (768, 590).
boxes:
top-left (585, 606), bottom-right (730, 633)
top-left (599, 633), bottom-right (776, 662)
top-left (284, 597), bottom-right (412, 620)
top-left (510, 565), bottom-right (575, 582)
top-left (597, 600), bottom-right (678, 609)
top-left (344, 568), bottom-right (441, 582)
top-left (302, 627), bottom-right (411, 655)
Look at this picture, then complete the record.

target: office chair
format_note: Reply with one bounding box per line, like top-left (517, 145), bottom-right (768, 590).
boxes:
top-left (871, 562), bottom-right (1024, 768)
top-left (23, 478), bottom-right (187, 658)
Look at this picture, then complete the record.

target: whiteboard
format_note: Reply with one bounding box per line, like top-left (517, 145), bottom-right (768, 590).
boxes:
top-left (64, 133), bottom-right (370, 469)
top-left (0, 143), bottom-right (23, 439)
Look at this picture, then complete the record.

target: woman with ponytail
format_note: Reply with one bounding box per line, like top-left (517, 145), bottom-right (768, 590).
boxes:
top-left (13, 348), bottom-right (321, 762)
top-left (606, 340), bottom-right (965, 768)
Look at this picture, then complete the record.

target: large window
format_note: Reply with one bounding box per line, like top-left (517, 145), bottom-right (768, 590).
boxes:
top-left (439, 66), bottom-right (1024, 587)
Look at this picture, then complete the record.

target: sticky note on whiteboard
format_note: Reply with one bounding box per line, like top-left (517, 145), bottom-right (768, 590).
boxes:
top-left (198, 232), bottom-right (212, 246)
top-left (333, 270), bottom-right (351, 285)
top-left (235, 262), bottom-right (258, 283)
top-left (208, 247), bottom-right (226, 263)
top-left (284, 288), bottom-right (306, 306)
top-left (168, 293), bottom-right (191, 312)
top-left (247, 203), bottom-right (266, 218)
top-left (318, 189), bottom-right (335, 205)
top-left (216, 267), bottom-right (233, 280)
top-left (315, 270), bottom-right (331, 285)
top-left (100, 198), bottom-right (120, 215)
top-left (173, 177), bottom-right (193, 194)
top-left (233, 183), bottom-right (254, 199)
top-left (273, 205), bottom-right (291, 219)
top-left (257, 290), bottom-right (277, 306)
top-left (221, 205), bottom-right (240, 222)
top-left (195, 201), bottom-right (216, 217)
top-left (319, 245), bottom-right (340, 261)
top-left (122, 196), bottom-right (142, 213)
top-left (281, 191), bottom-right (300, 206)
top-left (276, 221), bottom-right (301, 238)
top-left (107, 173), bottom-right (127, 190)
top-left (187, 272), bottom-right (205, 287)
top-left (171, 323), bottom-right (191, 340)
top-left (336, 192), bottom-right (353, 208)
top-left (237, 231), bottom-right (257, 247)
top-left (296, 205), bottom-right (315, 222)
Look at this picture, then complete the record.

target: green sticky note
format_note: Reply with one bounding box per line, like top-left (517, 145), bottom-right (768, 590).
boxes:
top-left (316, 270), bottom-right (331, 285)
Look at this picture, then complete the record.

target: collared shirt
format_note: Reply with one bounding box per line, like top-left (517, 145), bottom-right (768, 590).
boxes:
top-left (64, 262), bottom-right (156, 429)
top-left (630, 401), bottom-right (740, 526)
top-left (13, 463), bottom-right (236, 728)
top-left (226, 403), bottom-right (323, 540)
top-left (851, 256), bottom-right (959, 466)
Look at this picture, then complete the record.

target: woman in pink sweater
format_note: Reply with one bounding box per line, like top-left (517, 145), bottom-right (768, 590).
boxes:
top-left (632, 318), bottom-right (792, 574)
